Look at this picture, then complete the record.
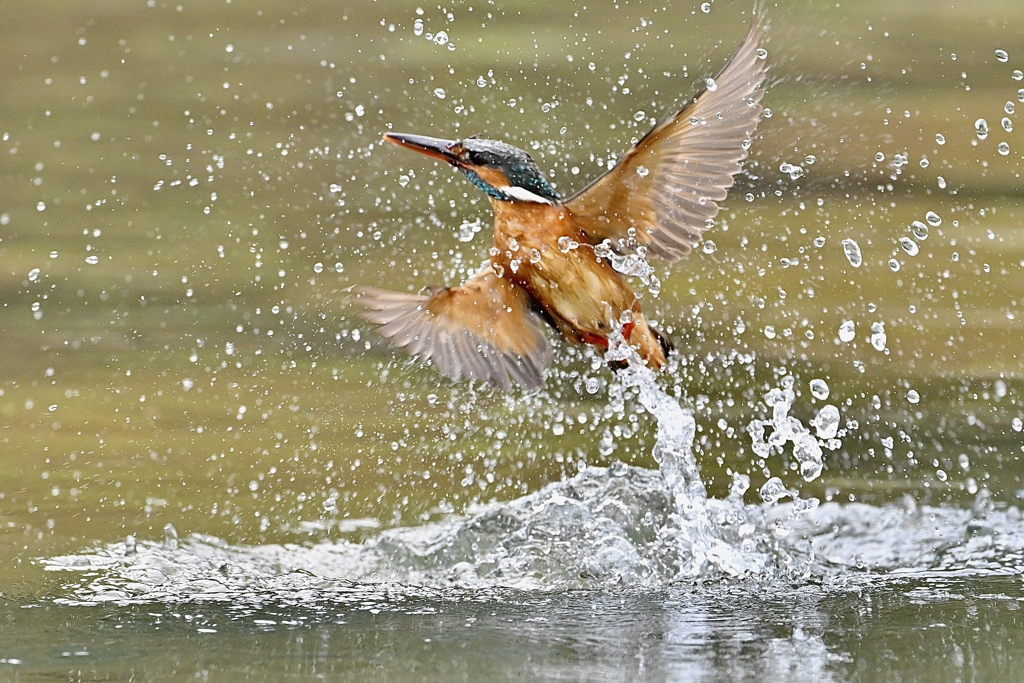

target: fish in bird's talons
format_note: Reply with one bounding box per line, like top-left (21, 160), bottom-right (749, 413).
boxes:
top-left (358, 13), bottom-right (767, 391)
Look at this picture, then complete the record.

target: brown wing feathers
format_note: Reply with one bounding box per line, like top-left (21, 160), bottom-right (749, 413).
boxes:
top-left (565, 18), bottom-right (766, 262)
top-left (357, 268), bottom-right (553, 391)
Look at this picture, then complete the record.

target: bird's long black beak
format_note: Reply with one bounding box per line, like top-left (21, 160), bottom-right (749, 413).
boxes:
top-left (382, 132), bottom-right (462, 167)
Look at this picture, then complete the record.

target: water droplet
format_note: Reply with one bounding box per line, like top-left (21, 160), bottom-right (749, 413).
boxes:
top-left (27, 268), bottom-right (40, 282)
top-left (996, 49), bottom-right (1009, 63)
top-left (1006, 101), bottom-right (1016, 115)
top-left (911, 221), bottom-right (929, 240)
top-left (900, 236), bottom-right (920, 256)
top-left (701, 240), bottom-right (717, 254)
top-left (84, 255), bottom-right (99, 265)
top-left (907, 389), bottom-right (920, 404)
top-left (838, 320), bottom-right (856, 342)
top-left (313, 262), bottom-right (324, 274)
top-left (841, 238), bottom-right (863, 267)
top-left (1016, 70), bottom-right (1024, 82)
top-left (633, 110), bottom-right (646, 122)
top-left (759, 477), bottom-right (792, 504)
top-left (528, 248), bottom-right (542, 264)
top-left (998, 142), bottom-right (1011, 156)
top-left (557, 236), bottom-right (578, 252)
top-left (413, 18), bottom-right (424, 36)
top-left (812, 405), bottom-right (841, 439)
top-left (584, 377), bottom-right (601, 394)
top-left (701, 2), bottom-right (712, 13)
top-left (975, 118), bottom-right (989, 140)
top-left (476, 76), bottom-right (487, 87)
top-left (809, 379), bottom-right (830, 400)
top-left (800, 459), bottom-right (823, 482)
top-left (935, 133), bottom-right (946, 145)
top-left (756, 47), bottom-right (768, 60)
top-left (705, 77), bottom-right (718, 92)
top-left (433, 88), bottom-right (446, 99)
top-left (937, 176), bottom-right (947, 189)
top-left (888, 259), bottom-right (901, 272)
top-left (874, 152), bottom-right (885, 162)
top-left (870, 322), bottom-right (887, 351)
top-left (636, 165), bottom-right (649, 177)
top-left (1019, 88), bottom-right (1024, 103)
top-left (433, 31), bottom-right (448, 46)
top-left (763, 325), bottom-right (776, 339)
top-left (1012, 417), bottom-right (1023, 432)
top-left (1003, 117), bottom-right (1014, 133)
top-left (813, 236), bottom-right (826, 248)
top-left (925, 211), bottom-right (942, 227)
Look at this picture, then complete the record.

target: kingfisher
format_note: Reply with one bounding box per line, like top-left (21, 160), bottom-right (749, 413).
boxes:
top-left (358, 19), bottom-right (766, 391)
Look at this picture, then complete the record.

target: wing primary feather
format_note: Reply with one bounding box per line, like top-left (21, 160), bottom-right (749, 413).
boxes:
top-left (564, 15), bottom-right (767, 262)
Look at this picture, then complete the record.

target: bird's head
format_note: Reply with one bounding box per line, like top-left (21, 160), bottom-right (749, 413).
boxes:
top-left (383, 132), bottom-right (561, 205)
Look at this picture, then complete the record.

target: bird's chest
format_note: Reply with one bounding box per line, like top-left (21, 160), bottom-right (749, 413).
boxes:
top-left (491, 204), bottom-right (635, 334)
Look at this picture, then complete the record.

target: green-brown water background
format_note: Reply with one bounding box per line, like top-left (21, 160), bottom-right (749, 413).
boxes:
top-left (1, 0), bottom-right (1023, 679)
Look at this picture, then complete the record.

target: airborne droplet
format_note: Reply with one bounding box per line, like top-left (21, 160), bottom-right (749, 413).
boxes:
top-left (841, 238), bottom-right (863, 267)
top-left (975, 118), bottom-right (989, 140)
top-left (809, 379), bottom-right (830, 400)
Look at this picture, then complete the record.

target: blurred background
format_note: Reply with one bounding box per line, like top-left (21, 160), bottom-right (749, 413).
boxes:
top-left (0, 0), bottom-right (1021, 578)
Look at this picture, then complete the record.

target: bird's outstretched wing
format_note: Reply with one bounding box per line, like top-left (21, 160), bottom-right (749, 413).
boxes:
top-left (564, 18), bottom-right (767, 262)
top-left (356, 266), bottom-right (552, 391)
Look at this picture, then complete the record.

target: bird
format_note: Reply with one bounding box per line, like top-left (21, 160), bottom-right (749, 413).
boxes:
top-left (357, 18), bottom-right (766, 392)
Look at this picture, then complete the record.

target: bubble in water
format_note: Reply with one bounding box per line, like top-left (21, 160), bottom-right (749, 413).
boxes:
top-left (937, 176), bottom-right (947, 189)
top-left (935, 133), bottom-right (945, 145)
top-left (997, 142), bottom-right (1010, 156)
top-left (1003, 117), bottom-right (1014, 132)
top-left (870, 322), bottom-right (887, 351)
top-left (433, 88), bottom-right (446, 99)
top-left (911, 221), bottom-right (929, 240)
top-left (838, 320), bottom-right (856, 343)
top-left (907, 389), bottom-right (921, 404)
top-left (888, 259), bottom-right (901, 272)
top-left (764, 325), bottom-right (776, 339)
top-left (633, 110), bottom-right (647, 122)
top-left (28, 268), bottom-right (41, 282)
top-left (705, 77), bottom-right (718, 92)
top-left (1013, 417), bottom-right (1023, 432)
top-left (925, 211), bottom-right (942, 227)
top-left (899, 236), bottom-right (920, 256)
top-left (812, 405), bottom-right (841, 440)
top-left (995, 49), bottom-right (1009, 63)
top-left (1006, 101), bottom-right (1016, 115)
top-left (975, 118), bottom-right (989, 140)
top-left (841, 238), bottom-right (863, 267)
top-left (701, 240), bottom-right (717, 254)
top-left (1019, 88), bottom-right (1024, 103)
top-left (809, 379), bottom-right (830, 400)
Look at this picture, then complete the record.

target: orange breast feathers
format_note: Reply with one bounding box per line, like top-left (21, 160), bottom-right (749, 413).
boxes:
top-left (490, 200), bottom-right (643, 346)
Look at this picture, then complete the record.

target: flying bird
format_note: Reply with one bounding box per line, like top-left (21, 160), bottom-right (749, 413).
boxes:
top-left (358, 18), bottom-right (766, 391)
